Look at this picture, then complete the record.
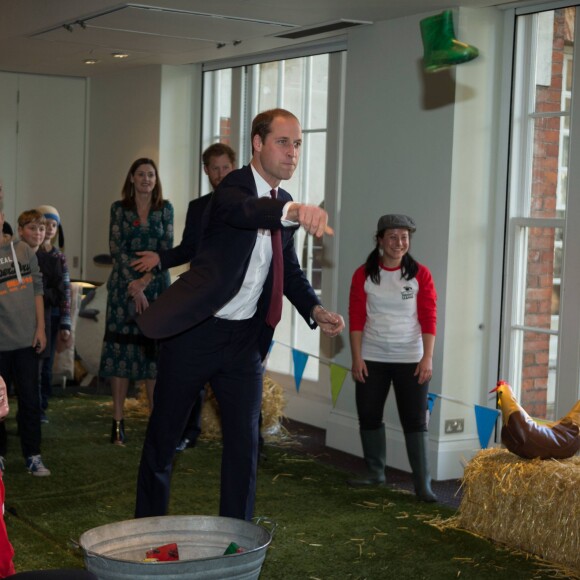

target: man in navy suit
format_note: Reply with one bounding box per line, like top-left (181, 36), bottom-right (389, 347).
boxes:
top-left (134, 108), bottom-right (345, 521)
top-left (132, 143), bottom-right (236, 451)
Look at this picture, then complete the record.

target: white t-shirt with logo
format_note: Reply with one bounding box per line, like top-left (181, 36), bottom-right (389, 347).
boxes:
top-left (349, 263), bottom-right (437, 363)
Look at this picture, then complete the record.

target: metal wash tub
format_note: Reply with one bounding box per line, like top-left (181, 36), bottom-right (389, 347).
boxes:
top-left (78, 515), bottom-right (275, 580)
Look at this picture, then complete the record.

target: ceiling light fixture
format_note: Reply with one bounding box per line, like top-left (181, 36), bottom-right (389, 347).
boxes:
top-left (112, 52), bottom-right (129, 59)
top-left (84, 59), bottom-right (99, 65)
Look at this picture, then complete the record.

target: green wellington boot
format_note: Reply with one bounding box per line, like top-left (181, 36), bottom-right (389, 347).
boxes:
top-left (347, 425), bottom-right (387, 487)
top-left (404, 432), bottom-right (437, 502)
top-left (420, 10), bottom-right (479, 73)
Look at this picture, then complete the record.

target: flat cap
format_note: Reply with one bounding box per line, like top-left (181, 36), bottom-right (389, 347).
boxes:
top-left (377, 214), bottom-right (416, 232)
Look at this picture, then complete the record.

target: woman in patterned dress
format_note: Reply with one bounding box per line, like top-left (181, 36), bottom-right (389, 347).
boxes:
top-left (99, 158), bottom-right (173, 445)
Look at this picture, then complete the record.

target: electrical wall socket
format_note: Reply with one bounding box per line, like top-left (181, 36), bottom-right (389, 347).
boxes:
top-left (444, 418), bottom-right (464, 434)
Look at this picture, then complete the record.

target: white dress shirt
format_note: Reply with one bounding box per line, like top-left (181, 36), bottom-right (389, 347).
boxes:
top-left (215, 165), bottom-right (291, 320)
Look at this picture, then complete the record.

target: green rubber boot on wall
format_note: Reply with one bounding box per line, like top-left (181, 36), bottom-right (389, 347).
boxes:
top-left (348, 425), bottom-right (386, 487)
top-left (404, 431), bottom-right (437, 502)
top-left (420, 10), bottom-right (479, 73)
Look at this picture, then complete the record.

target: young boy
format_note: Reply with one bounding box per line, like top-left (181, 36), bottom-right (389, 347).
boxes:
top-left (37, 205), bottom-right (71, 420)
top-left (0, 210), bottom-right (50, 476)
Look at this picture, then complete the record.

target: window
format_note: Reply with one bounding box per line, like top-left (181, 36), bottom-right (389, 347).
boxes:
top-left (202, 53), bottom-right (339, 380)
top-left (504, 7), bottom-right (578, 421)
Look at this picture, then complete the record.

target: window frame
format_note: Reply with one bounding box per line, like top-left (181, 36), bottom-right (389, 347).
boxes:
top-left (200, 49), bottom-right (346, 380)
top-left (500, 5), bottom-right (580, 420)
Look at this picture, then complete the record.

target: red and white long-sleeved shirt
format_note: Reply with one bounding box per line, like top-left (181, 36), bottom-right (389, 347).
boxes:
top-left (349, 262), bottom-right (437, 363)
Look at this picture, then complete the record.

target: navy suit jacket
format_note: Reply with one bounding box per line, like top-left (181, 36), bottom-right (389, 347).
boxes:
top-left (158, 193), bottom-right (212, 270)
top-left (137, 165), bottom-right (320, 358)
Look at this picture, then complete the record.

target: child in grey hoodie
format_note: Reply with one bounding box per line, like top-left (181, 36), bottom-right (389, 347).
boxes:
top-left (0, 210), bottom-right (50, 476)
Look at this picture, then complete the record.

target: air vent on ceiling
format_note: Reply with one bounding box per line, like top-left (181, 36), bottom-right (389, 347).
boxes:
top-left (275, 19), bottom-right (371, 40)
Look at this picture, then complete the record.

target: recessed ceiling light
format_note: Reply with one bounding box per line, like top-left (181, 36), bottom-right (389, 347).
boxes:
top-left (84, 59), bottom-right (99, 65)
top-left (112, 52), bottom-right (129, 59)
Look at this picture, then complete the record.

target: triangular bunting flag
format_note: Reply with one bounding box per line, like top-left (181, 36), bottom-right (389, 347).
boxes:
top-left (292, 349), bottom-right (309, 392)
top-left (474, 405), bottom-right (500, 449)
top-left (330, 364), bottom-right (349, 407)
top-left (427, 392), bottom-right (438, 414)
top-left (262, 340), bottom-right (275, 370)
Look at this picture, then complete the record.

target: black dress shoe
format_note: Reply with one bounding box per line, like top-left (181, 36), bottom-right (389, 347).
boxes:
top-left (175, 437), bottom-right (197, 452)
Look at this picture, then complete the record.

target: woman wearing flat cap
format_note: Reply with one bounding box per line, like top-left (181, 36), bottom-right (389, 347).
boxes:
top-left (348, 214), bottom-right (437, 502)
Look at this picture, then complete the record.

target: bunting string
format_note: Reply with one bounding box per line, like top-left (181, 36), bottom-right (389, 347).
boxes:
top-left (267, 340), bottom-right (501, 450)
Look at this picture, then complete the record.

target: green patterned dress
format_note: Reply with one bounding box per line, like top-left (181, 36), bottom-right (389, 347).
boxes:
top-left (99, 200), bottom-right (173, 380)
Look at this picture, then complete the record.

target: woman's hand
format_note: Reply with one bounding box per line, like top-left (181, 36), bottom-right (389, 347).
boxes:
top-left (133, 291), bottom-right (150, 314)
top-left (414, 356), bottom-right (433, 385)
top-left (351, 357), bottom-right (368, 384)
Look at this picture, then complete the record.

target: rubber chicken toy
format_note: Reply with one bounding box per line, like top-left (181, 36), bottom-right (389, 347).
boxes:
top-left (491, 380), bottom-right (580, 459)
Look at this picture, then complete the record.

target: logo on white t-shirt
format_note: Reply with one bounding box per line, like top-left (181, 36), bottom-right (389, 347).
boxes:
top-left (401, 285), bottom-right (414, 300)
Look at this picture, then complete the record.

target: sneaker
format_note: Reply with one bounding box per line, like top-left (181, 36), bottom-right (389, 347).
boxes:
top-left (26, 455), bottom-right (51, 477)
top-left (40, 412), bottom-right (49, 424)
top-left (0, 456), bottom-right (5, 474)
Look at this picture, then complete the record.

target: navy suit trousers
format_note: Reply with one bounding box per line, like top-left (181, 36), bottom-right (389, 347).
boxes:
top-left (135, 315), bottom-right (263, 521)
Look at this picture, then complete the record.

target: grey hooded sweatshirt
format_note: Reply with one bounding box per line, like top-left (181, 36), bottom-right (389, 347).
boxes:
top-left (0, 240), bottom-right (44, 351)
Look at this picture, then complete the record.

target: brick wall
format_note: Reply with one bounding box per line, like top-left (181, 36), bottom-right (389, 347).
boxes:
top-left (521, 9), bottom-right (570, 416)
top-left (219, 117), bottom-right (232, 146)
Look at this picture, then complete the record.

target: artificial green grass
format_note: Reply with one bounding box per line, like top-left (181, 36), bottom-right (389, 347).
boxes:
top-left (0, 392), bottom-right (564, 578)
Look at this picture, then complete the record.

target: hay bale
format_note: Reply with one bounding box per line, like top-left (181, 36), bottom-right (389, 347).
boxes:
top-left (200, 373), bottom-right (286, 441)
top-left (457, 448), bottom-right (580, 572)
top-left (123, 374), bottom-right (287, 441)
top-left (119, 374), bottom-right (286, 441)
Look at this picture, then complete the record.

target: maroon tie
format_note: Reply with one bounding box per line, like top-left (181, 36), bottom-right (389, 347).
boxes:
top-left (266, 189), bottom-right (283, 328)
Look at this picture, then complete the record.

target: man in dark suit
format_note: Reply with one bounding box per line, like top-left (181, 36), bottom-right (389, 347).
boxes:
top-left (134, 108), bottom-right (345, 521)
top-left (132, 143), bottom-right (236, 451)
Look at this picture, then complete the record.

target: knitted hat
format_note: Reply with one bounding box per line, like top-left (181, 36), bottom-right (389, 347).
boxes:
top-left (36, 204), bottom-right (64, 248)
top-left (36, 205), bottom-right (60, 225)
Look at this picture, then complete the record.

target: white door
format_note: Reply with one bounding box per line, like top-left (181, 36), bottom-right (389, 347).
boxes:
top-left (16, 74), bottom-right (87, 279)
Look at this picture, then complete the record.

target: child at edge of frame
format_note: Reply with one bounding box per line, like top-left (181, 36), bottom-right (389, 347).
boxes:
top-left (0, 210), bottom-right (49, 477)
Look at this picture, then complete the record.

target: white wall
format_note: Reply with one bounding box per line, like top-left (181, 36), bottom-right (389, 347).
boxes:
top-left (85, 64), bottom-right (202, 283)
top-left (438, 7), bottom-right (506, 478)
top-left (0, 72), bottom-right (19, 226)
top-left (85, 66), bottom-right (163, 283)
top-left (0, 72), bottom-right (86, 278)
top-left (159, 64), bottom-right (203, 279)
